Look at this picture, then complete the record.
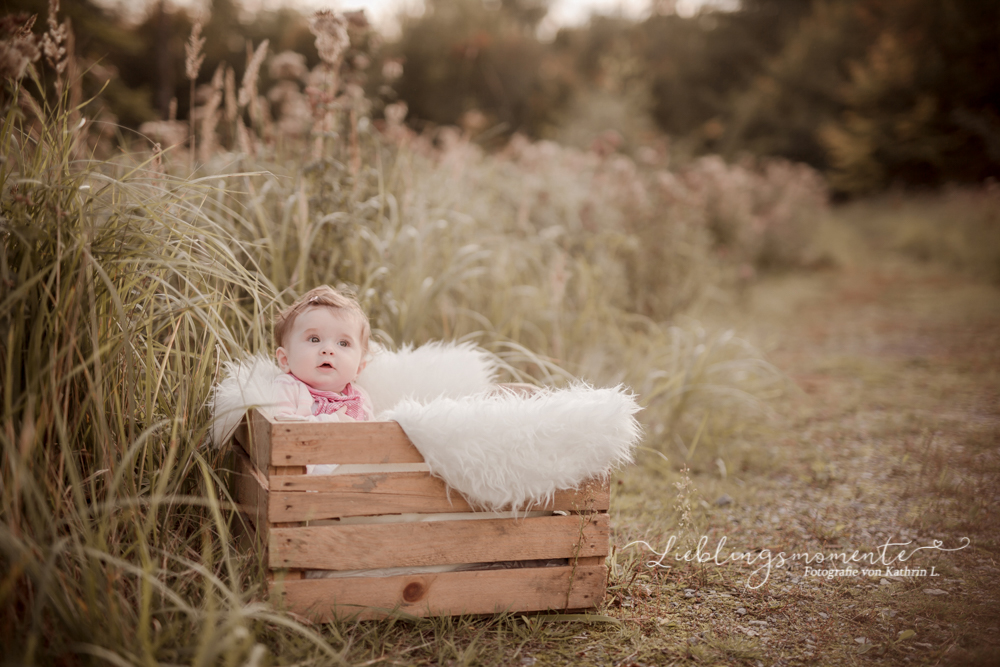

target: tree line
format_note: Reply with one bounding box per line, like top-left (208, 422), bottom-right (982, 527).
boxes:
top-left (3, 0), bottom-right (997, 193)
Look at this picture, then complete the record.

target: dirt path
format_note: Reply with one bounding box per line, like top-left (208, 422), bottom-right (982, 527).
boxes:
top-left (607, 259), bottom-right (1000, 666)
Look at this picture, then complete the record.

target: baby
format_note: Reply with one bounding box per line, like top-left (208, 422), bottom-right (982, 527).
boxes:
top-left (272, 285), bottom-right (374, 422)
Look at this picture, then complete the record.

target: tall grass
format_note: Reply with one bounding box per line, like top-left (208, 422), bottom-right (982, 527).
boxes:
top-left (0, 73), bottom-right (336, 663)
top-left (834, 186), bottom-right (1000, 282)
top-left (0, 7), bottom-right (802, 663)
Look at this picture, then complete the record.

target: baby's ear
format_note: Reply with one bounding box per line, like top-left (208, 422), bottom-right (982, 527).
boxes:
top-left (275, 347), bottom-right (290, 372)
top-left (357, 358), bottom-right (367, 375)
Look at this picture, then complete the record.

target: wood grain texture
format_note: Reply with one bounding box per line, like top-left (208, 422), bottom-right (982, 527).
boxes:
top-left (235, 409), bottom-right (274, 472)
top-left (231, 444), bottom-right (269, 533)
top-left (258, 411), bottom-right (424, 466)
top-left (269, 465), bottom-right (307, 476)
top-left (269, 474), bottom-right (610, 522)
top-left (571, 556), bottom-right (605, 566)
top-left (269, 464), bottom-right (306, 529)
top-left (270, 513), bottom-right (609, 570)
top-left (275, 564), bottom-right (607, 621)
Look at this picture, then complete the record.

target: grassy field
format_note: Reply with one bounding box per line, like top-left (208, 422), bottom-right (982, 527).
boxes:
top-left (7, 170), bottom-right (993, 666)
top-left (255, 209), bottom-right (997, 667)
top-left (2, 10), bottom-right (999, 664)
top-left (0, 72), bottom-right (807, 664)
top-left (289, 209), bottom-right (998, 667)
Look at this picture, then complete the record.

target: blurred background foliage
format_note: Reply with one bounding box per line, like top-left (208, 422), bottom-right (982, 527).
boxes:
top-left (2, 0), bottom-right (997, 193)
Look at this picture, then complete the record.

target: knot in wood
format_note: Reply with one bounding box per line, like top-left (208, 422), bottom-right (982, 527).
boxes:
top-left (402, 581), bottom-right (425, 603)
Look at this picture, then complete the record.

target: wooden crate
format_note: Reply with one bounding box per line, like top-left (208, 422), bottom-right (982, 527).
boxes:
top-left (231, 408), bottom-right (610, 621)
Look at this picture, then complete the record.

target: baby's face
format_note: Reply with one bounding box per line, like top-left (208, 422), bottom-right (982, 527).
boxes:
top-left (276, 307), bottom-right (366, 393)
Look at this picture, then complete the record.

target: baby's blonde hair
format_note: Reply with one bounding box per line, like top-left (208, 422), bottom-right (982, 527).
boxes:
top-left (274, 285), bottom-right (370, 351)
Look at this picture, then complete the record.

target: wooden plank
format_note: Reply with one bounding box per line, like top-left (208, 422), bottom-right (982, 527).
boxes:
top-left (269, 465), bottom-right (306, 539)
top-left (270, 513), bottom-right (609, 571)
top-left (262, 413), bottom-right (424, 466)
top-left (234, 409), bottom-right (273, 473)
top-left (572, 556), bottom-right (605, 566)
top-left (269, 474), bottom-right (610, 522)
top-left (269, 463), bottom-right (306, 582)
top-left (233, 422), bottom-right (249, 455)
top-left (269, 465), bottom-right (307, 477)
top-left (231, 444), bottom-right (269, 533)
top-left (276, 564), bottom-right (607, 621)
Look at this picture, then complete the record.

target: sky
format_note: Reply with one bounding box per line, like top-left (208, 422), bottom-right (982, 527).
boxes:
top-left (226, 0), bottom-right (716, 39)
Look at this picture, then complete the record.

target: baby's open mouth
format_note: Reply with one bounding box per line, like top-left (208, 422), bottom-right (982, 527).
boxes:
top-left (319, 362), bottom-right (333, 368)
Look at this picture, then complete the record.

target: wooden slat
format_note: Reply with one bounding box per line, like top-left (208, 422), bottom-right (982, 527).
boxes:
top-left (270, 513), bottom-right (609, 571)
top-left (269, 465), bottom-right (307, 477)
top-left (231, 444), bottom-right (269, 532)
top-left (269, 474), bottom-right (610, 522)
top-left (269, 461), bottom-right (306, 579)
top-left (259, 412), bottom-right (424, 466)
top-left (235, 409), bottom-right (274, 472)
top-left (276, 564), bottom-right (607, 621)
top-left (572, 556), bottom-right (605, 566)
top-left (233, 422), bottom-right (249, 454)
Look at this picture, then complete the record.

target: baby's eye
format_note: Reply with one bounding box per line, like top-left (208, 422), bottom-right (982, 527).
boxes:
top-left (310, 336), bottom-right (320, 343)
top-left (338, 340), bottom-right (350, 347)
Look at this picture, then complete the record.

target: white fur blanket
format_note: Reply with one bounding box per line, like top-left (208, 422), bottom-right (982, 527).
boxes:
top-left (211, 342), bottom-right (641, 511)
